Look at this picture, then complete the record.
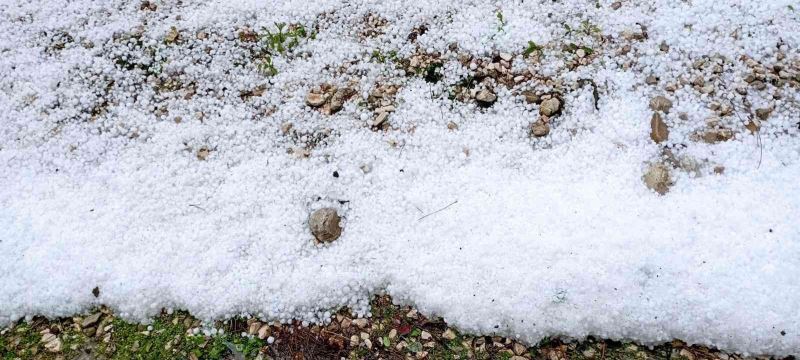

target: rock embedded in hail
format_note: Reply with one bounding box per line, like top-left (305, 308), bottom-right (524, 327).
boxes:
top-left (309, 208), bottom-right (342, 243)
top-left (539, 98), bottom-right (561, 117)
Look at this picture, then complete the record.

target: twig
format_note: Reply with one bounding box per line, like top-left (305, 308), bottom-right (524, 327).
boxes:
top-left (189, 204), bottom-right (207, 212)
top-left (417, 200), bottom-right (458, 221)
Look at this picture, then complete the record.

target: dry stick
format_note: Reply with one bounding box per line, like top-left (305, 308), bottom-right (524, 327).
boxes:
top-left (418, 200), bottom-right (458, 221)
top-left (188, 204), bottom-right (207, 212)
top-left (730, 99), bottom-right (763, 169)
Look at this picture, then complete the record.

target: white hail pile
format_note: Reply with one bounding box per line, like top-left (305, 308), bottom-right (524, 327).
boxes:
top-left (1, 0), bottom-right (799, 356)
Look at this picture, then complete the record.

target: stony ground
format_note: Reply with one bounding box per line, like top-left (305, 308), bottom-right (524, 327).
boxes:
top-left (1, 296), bottom-right (794, 360)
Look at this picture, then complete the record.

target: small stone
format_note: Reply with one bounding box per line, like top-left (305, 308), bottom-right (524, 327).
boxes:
top-left (165, 27), bottom-right (180, 44)
top-left (650, 112), bottom-right (669, 143)
top-left (306, 92), bottom-right (326, 108)
top-left (350, 335), bottom-right (359, 347)
top-left (576, 48), bottom-right (586, 58)
top-left (582, 348), bottom-right (597, 358)
top-left (364, 338), bottom-right (373, 349)
top-left (499, 53), bottom-right (513, 62)
top-left (745, 119), bottom-right (761, 133)
top-left (659, 41), bottom-right (670, 52)
top-left (308, 208), bottom-right (342, 243)
top-left (475, 89), bottom-right (497, 106)
top-left (530, 120), bottom-right (550, 137)
top-left (680, 349), bottom-right (696, 360)
top-left (700, 128), bottom-right (734, 144)
top-left (447, 121), bottom-right (458, 130)
top-left (196, 147), bottom-right (210, 161)
top-left (420, 331), bottom-right (432, 340)
top-left (442, 329), bottom-right (456, 340)
top-left (372, 112), bottom-right (389, 127)
top-left (352, 318), bottom-right (368, 328)
top-left (330, 87), bottom-right (356, 113)
top-left (611, 1), bottom-right (622, 10)
top-left (539, 98), bottom-right (562, 117)
top-left (750, 80), bottom-right (766, 91)
top-left (645, 75), bottom-right (659, 85)
top-left (92, 286), bottom-right (100, 297)
top-left (42, 334), bottom-right (62, 353)
top-left (643, 163), bottom-right (673, 195)
top-left (248, 322), bottom-right (261, 335)
top-left (388, 329), bottom-right (398, 339)
top-left (281, 122), bottom-right (293, 134)
top-left (649, 96), bottom-right (673, 113)
top-left (755, 108), bottom-right (772, 120)
top-left (513, 342), bottom-right (527, 355)
top-left (82, 313), bottom-right (102, 329)
top-left (522, 90), bottom-right (540, 104)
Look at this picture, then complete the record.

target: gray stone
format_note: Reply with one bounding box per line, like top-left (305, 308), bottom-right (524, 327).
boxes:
top-left (309, 208), bottom-right (342, 243)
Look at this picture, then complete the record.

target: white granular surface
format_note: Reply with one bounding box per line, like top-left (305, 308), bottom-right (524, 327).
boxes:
top-left (1, 0), bottom-right (799, 356)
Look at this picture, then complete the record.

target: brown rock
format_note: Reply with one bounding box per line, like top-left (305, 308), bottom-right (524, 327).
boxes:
top-left (643, 163), bottom-right (673, 195)
top-left (539, 98), bottom-right (562, 117)
top-left (165, 27), bottom-right (179, 44)
top-left (330, 87), bottom-right (356, 113)
top-left (649, 96), bottom-right (673, 113)
top-left (82, 313), bottom-right (102, 329)
top-left (745, 119), bottom-right (761, 133)
top-left (700, 128), bottom-right (734, 143)
top-left (197, 147), bottom-right (210, 161)
top-left (475, 89), bottom-right (497, 106)
top-left (530, 120), bottom-right (550, 137)
top-left (309, 208), bottom-right (342, 242)
top-left (257, 324), bottom-right (271, 339)
top-left (650, 112), bottom-right (669, 143)
top-left (755, 107), bottom-right (772, 120)
top-left (522, 90), bottom-right (540, 104)
top-left (306, 92), bottom-right (326, 108)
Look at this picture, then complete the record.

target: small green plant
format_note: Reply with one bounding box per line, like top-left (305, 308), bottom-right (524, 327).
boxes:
top-left (523, 40), bottom-right (542, 56)
top-left (262, 22), bottom-right (308, 54)
top-left (256, 22), bottom-right (310, 76)
top-left (564, 42), bottom-right (594, 56)
top-left (580, 19), bottom-right (601, 35)
top-left (257, 56), bottom-right (278, 76)
top-left (496, 10), bottom-right (506, 32)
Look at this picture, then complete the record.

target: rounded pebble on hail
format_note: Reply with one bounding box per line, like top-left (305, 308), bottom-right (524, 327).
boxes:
top-left (0, 0), bottom-right (799, 357)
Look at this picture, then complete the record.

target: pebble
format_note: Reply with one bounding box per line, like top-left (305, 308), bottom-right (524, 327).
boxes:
top-left (531, 120), bottom-right (550, 137)
top-left (372, 112), bottom-right (389, 127)
top-left (81, 313), bottom-right (102, 329)
top-left (755, 107), bottom-right (772, 120)
top-left (643, 163), bottom-right (673, 195)
top-left (308, 208), bottom-right (342, 243)
top-left (475, 89), bottom-right (497, 106)
top-left (539, 98), bottom-right (561, 116)
top-left (649, 96), bottom-right (673, 113)
top-left (306, 92), bottom-right (326, 108)
top-left (650, 112), bottom-right (669, 143)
